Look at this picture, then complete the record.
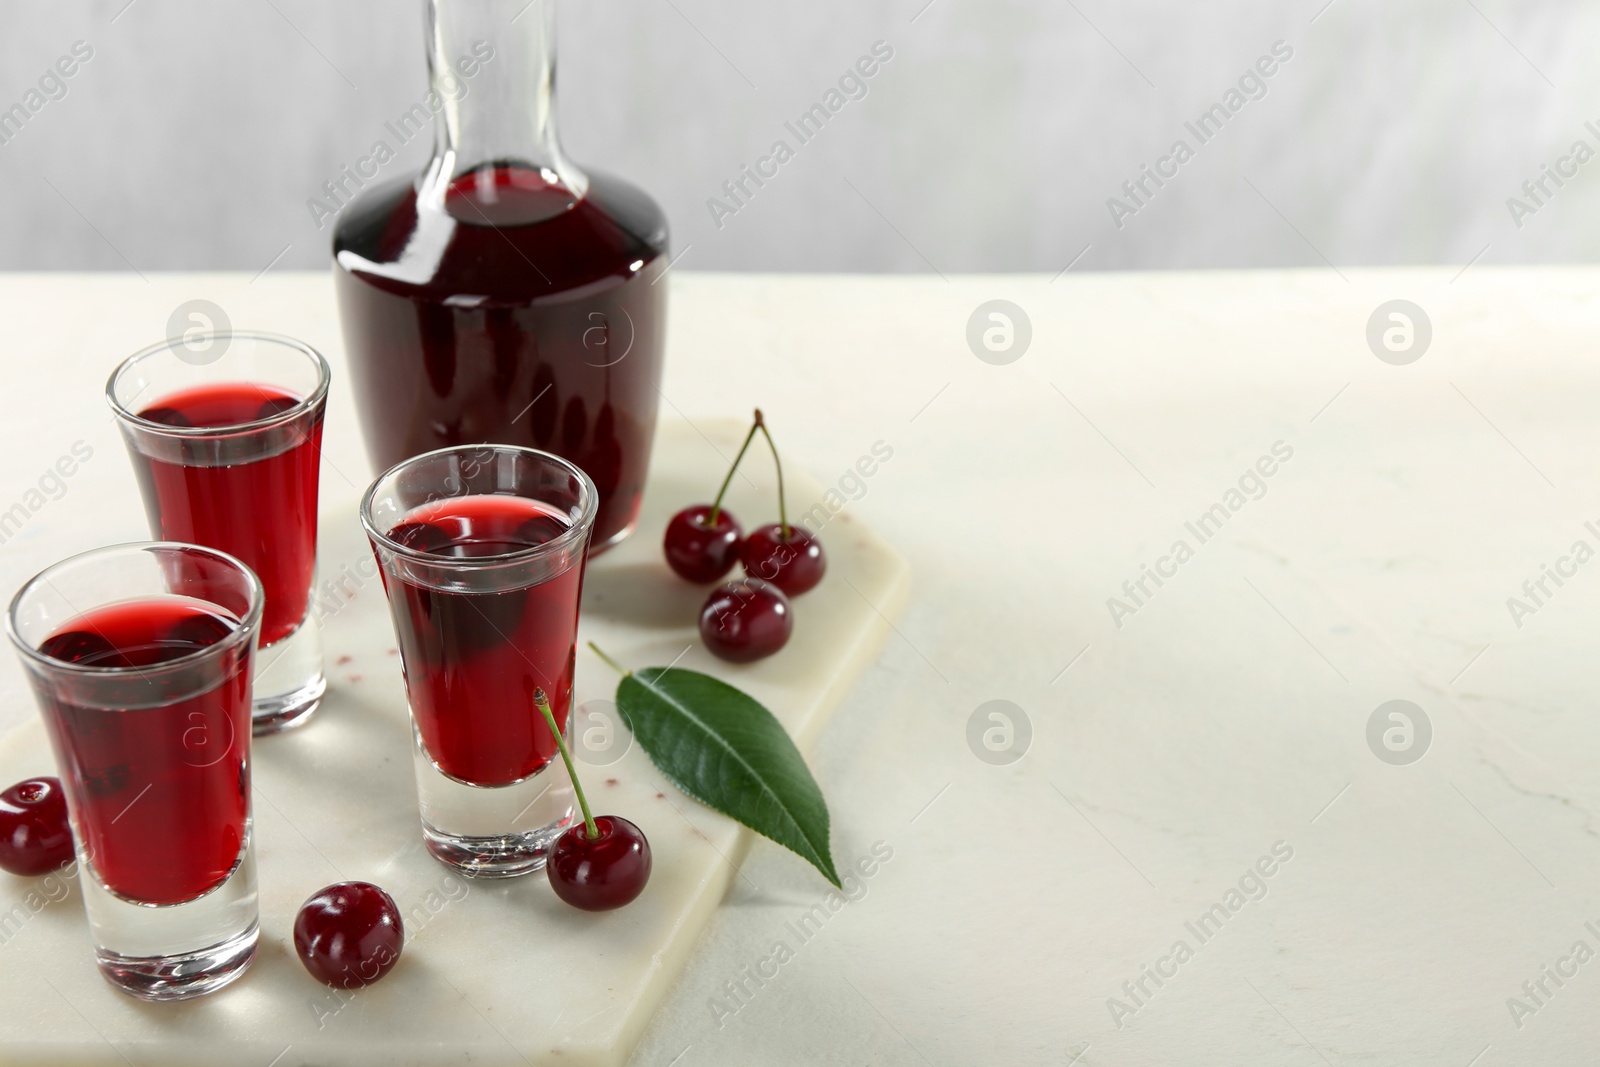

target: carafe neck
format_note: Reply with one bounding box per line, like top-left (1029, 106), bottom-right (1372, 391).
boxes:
top-left (419, 0), bottom-right (586, 219)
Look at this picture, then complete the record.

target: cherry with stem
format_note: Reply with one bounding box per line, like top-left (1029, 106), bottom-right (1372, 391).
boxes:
top-left (740, 412), bottom-right (826, 596)
top-left (534, 685), bottom-right (652, 910)
top-left (533, 685), bottom-right (599, 842)
top-left (710, 415), bottom-right (761, 528)
top-left (755, 414), bottom-right (788, 539)
top-left (662, 414), bottom-right (762, 583)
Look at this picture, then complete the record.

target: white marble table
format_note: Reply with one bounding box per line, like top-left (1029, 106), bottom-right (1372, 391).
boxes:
top-left (1, 269), bottom-right (1598, 1065)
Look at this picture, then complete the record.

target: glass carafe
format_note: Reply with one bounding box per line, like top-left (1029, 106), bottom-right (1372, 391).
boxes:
top-left (333, 0), bottom-right (668, 550)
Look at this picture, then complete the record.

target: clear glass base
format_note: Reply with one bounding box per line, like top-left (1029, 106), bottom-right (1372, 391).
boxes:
top-left (412, 720), bottom-right (574, 878)
top-left (80, 833), bottom-right (259, 1001)
top-left (421, 817), bottom-right (574, 879)
top-left (97, 921), bottom-right (258, 1002)
top-left (252, 613), bottom-right (324, 735)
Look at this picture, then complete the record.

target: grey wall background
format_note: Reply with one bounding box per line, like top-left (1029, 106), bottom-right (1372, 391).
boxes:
top-left (0, 0), bottom-right (1596, 274)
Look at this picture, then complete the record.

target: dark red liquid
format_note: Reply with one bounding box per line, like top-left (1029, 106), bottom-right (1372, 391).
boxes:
top-left (133, 382), bottom-right (322, 647)
top-left (334, 164), bottom-right (668, 549)
top-left (35, 597), bottom-right (251, 906)
top-left (382, 494), bottom-right (582, 786)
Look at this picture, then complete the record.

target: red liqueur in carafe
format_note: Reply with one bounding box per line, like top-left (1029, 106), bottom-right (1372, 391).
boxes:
top-left (333, 0), bottom-right (667, 551)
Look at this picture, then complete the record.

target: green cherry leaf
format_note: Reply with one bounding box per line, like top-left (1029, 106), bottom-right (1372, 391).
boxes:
top-left (615, 666), bottom-right (841, 888)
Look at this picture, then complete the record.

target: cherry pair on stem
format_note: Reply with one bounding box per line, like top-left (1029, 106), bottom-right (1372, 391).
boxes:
top-left (664, 411), bottom-right (826, 662)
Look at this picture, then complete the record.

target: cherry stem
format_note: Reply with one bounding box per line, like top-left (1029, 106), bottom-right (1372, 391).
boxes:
top-left (709, 414), bottom-right (762, 526)
top-left (533, 687), bottom-right (599, 841)
top-left (588, 642), bottom-right (631, 677)
top-left (755, 417), bottom-right (789, 539)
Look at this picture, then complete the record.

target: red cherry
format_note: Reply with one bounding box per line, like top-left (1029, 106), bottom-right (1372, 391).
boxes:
top-left (699, 578), bottom-right (792, 662)
top-left (663, 505), bottom-right (743, 583)
top-left (293, 881), bottom-right (404, 988)
top-left (739, 524), bottom-right (825, 595)
top-left (547, 815), bottom-right (652, 911)
top-left (0, 777), bottom-right (75, 877)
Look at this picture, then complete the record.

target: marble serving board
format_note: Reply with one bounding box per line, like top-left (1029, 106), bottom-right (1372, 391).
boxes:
top-left (0, 418), bottom-right (910, 1067)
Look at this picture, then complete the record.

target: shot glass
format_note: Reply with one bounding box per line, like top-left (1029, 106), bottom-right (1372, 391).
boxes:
top-left (360, 445), bottom-right (596, 878)
top-left (107, 331), bottom-right (329, 734)
top-left (6, 542), bottom-right (262, 1001)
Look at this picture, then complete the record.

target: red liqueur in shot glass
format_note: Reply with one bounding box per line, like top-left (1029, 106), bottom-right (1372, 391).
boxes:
top-left (6, 543), bottom-right (263, 1002)
top-left (107, 332), bottom-right (330, 734)
top-left (361, 445), bottom-right (596, 878)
